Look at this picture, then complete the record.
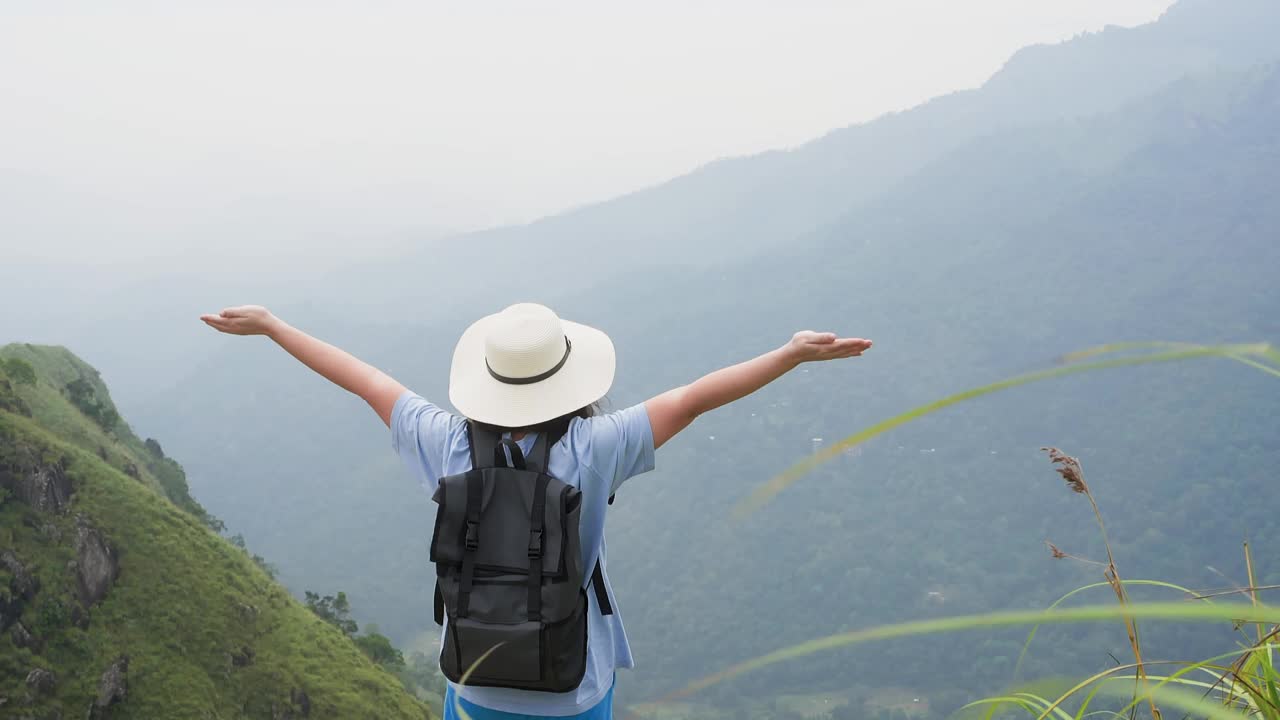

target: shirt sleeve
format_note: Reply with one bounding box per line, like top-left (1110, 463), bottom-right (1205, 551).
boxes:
top-left (580, 403), bottom-right (656, 495)
top-left (390, 391), bottom-right (465, 495)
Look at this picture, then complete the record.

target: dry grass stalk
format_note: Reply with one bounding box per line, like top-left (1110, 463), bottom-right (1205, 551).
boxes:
top-left (1041, 448), bottom-right (1161, 720)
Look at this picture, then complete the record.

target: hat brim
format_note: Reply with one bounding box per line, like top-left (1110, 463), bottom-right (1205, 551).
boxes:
top-left (448, 315), bottom-right (616, 428)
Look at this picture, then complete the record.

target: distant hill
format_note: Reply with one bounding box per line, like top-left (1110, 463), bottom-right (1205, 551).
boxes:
top-left (0, 345), bottom-right (431, 719)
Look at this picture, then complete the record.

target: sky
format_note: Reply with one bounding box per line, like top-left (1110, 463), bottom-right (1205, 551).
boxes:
top-left (1, 0), bottom-right (1175, 266)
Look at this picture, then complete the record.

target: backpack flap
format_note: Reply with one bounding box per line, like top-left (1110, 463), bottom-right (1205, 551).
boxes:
top-left (430, 467), bottom-right (576, 577)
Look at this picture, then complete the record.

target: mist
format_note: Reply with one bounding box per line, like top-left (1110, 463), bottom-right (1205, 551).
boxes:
top-left (3, 0), bottom-right (1171, 270)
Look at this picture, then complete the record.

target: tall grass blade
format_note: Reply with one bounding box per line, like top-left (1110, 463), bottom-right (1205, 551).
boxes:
top-left (1013, 580), bottom-right (1202, 681)
top-left (1094, 682), bottom-right (1253, 720)
top-left (451, 642), bottom-right (504, 720)
top-left (658, 602), bottom-right (1280, 704)
top-left (734, 343), bottom-right (1275, 518)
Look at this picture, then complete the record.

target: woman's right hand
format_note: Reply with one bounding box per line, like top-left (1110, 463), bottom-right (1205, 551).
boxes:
top-left (783, 331), bottom-right (873, 364)
top-left (199, 305), bottom-right (282, 337)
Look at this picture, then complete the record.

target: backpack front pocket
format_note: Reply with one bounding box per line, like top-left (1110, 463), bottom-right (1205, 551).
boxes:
top-left (443, 618), bottom-right (543, 685)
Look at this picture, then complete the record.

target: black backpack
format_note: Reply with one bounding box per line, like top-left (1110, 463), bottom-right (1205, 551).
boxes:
top-left (429, 421), bottom-right (613, 692)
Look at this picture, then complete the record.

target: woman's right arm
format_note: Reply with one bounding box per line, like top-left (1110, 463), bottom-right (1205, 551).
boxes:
top-left (200, 305), bottom-right (407, 427)
top-left (644, 331), bottom-right (871, 449)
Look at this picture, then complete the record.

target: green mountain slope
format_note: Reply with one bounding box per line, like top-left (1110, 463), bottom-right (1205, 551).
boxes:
top-left (0, 347), bottom-right (430, 719)
top-left (0, 344), bottom-right (218, 531)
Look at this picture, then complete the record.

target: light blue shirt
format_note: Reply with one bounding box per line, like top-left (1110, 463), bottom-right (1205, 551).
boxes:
top-left (391, 392), bottom-right (655, 717)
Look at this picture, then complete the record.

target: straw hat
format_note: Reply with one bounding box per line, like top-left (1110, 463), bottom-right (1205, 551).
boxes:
top-left (448, 303), bottom-right (616, 427)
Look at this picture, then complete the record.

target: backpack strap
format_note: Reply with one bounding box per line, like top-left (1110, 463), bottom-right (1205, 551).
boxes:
top-left (591, 561), bottom-right (613, 616)
top-left (532, 418), bottom-right (569, 473)
top-left (466, 421), bottom-right (503, 470)
top-left (526, 472), bottom-right (550, 621)
top-left (433, 584), bottom-right (444, 625)
top-left (524, 420), bottom-right (567, 622)
top-left (455, 471), bottom-right (484, 618)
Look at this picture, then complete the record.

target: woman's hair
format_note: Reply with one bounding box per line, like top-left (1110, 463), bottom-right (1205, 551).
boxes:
top-left (474, 401), bottom-right (601, 436)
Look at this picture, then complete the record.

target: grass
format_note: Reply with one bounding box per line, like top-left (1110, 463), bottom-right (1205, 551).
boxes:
top-left (0, 343), bottom-right (214, 523)
top-left (0, 350), bottom-right (433, 718)
top-left (629, 340), bottom-right (1280, 720)
top-left (733, 341), bottom-right (1279, 518)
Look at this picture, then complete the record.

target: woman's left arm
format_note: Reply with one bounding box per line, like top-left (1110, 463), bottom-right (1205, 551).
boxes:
top-left (200, 305), bottom-right (406, 427)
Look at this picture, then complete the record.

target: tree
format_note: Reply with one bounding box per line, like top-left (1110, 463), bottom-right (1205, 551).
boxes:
top-left (355, 632), bottom-right (405, 668)
top-left (63, 377), bottom-right (118, 431)
top-left (398, 651), bottom-right (446, 698)
top-left (1, 358), bottom-right (36, 386)
top-left (304, 590), bottom-right (358, 636)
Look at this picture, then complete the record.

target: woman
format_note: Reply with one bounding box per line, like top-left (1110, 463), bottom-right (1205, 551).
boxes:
top-left (200, 302), bottom-right (871, 719)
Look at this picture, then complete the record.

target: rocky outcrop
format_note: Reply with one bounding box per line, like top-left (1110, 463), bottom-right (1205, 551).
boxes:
top-left (73, 517), bottom-right (118, 608)
top-left (25, 668), bottom-right (57, 695)
top-left (291, 689), bottom-right (311, 717)
top-left (2, 550), bottom-right (39, 599)
top-left (269, 689), bottom-right (311, 719)
top-left (229, 645), bottom-right (255, 667)
top-left (10, 620), bottom-right (37, 649)
top-left (1, 550), bottom-right (39, 631)
top-left (85, 656), bottom-right (128, 719)
top-left (0, 459), bottom-right (71, 514)
top-left (0, 592), bottom-right (20, 633)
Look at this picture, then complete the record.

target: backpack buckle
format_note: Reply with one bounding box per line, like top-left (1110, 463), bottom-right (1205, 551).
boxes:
top-left (464, 521), bottom-right (480, 551)
top-left (527, 530), bottom-right (543, 558)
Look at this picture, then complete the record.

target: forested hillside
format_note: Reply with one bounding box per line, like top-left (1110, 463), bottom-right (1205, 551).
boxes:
top-left (0, 346), bottom-right (431, 719)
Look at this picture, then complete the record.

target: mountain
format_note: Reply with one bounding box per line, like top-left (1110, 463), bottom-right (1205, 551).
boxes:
top-left (589, 59), bottom-right (1280, 708)
top-left (30, 0), bottom-right (1280, 716)
top-left (0, 346), bottom-right (431, 719)
top-left (6, 0), bottom-right (1279, 403)
top-left (311, 0), bottom-right (1280, 318)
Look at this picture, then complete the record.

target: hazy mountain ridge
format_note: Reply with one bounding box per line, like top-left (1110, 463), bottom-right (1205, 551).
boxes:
top-left (332, 0), bottom-right (1280, 313)
top-left (592, 61), bottom-right (1280, 704)
top-left (4, 0), bottom-right (1275, 406)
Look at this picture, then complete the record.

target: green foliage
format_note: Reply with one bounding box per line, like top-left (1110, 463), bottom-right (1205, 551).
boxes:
top-left (0, 368), bottom-right (31, 417)
top-left (227, 533), bottom-right (278, 578)
top-left (0, 380), bottom-right (432, 717)
top-left (356, 631), bottom-right (406, 669)
top-left (32, 594), bottom-right (71, 638)
top-left (64, 376), bottom-right (120, 431)
top-left (2, 356), bottom-right (36, 385)
top-left (399, 650), bottom-right (448, 699)
top-left (305, 590), bottom-right (360, 636)
top-left (0, 343), bottom-right (221, 529)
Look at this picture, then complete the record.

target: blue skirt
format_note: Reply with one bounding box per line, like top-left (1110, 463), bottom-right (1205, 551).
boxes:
top-left (442, 684), bottom-right (615, 720)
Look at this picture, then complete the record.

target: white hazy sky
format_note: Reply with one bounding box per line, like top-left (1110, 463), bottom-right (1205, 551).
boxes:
top-left (2, 0), bottom-right (1174, 263)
